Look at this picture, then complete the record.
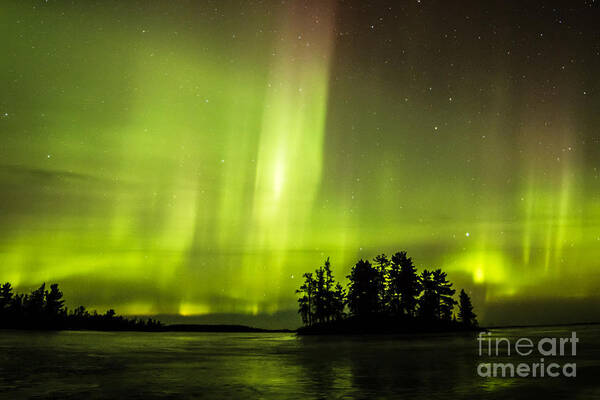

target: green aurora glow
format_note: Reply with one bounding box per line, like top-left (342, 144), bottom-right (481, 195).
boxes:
top-left (1, 1), bottom-right (599, 326)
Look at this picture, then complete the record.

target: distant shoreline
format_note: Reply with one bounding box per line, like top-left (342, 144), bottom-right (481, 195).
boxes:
top-left (2, 321), bottom-right (599, 334)
top-left (483, 321), bottom-right (600, 330)
top-left (162, 324), bottom-right (295, 333)
top-left (0, 324), bottom-right (295, 333)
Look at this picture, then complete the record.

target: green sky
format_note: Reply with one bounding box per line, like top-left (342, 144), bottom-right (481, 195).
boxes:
top-left (1, 0), bottom-right (599, 327)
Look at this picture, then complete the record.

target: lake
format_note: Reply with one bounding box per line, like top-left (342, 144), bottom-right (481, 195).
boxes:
top-left (1, 325), bottom-right (599, 399)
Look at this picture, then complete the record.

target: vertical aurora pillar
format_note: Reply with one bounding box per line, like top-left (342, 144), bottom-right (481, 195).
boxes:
top-left (243, 1), bottom-right (337, 307)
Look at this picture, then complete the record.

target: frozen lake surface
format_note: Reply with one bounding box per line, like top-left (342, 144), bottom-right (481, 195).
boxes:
top-left (1, 325), bottom-right (599, 399)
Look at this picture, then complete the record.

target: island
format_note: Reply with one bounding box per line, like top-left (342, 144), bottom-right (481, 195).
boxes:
top-left (295, 251), bottom-right (480, 335)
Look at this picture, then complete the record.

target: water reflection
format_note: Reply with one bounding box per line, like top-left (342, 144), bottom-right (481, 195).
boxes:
top-left (0, 327), bottom-right (599, 399)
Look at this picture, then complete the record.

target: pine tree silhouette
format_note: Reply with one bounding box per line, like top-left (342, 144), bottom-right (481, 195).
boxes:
top-left (386, 254), bottom-right (402, 316)
top-left (458, 289), bottom-right (478, 327)
top-left (392, 251), bottom-right (421, 317)
top-left (373, 254), bottom-right (390, 313)
top-left (296, 251), bottom-right (479, 333)
top-left (0, 282), bottom-right (163, 331)
top-left (346, 259), bottom-right (379, 317)
top-left (432, 269), bottom-right (456, 321)
top-left (296, 273), bottom-right (315, 326)
top-left (296, 258), bottom-right (345, 325)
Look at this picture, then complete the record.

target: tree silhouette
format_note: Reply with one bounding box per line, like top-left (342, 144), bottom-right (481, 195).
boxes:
top-left (45, 284), bottom-right (65, 316)
top-left (373, 254), bottom-right (390, 313)
top-left (314, 259), bottom-right (340, 323)
top-left (322, 258), bottom-right (337, 322)
top-left (419, 269), bottom-right (456, 320)
top-left (432, 269), bottom-right (456, 321)
top-left (392, 251), bottom-right (421, 317)
top-left (458, 289), bottom-right (478, 327)
top-left (346, 259), bottom-right (379, 317)
top-left (0, 282), bottom-right (162, 331)
top-left (0, 283), bottom-right (13, 315)
top-left (332, 282), bottom-right (346, 321)
top-left (296, 272), bottom-right (315, 326)
top-left (296, 258), bottom-right (345, 325)
top-left (25, 283), bottom-right (46, 322)
top-left (10, 293), bottom-right (24, 324)
top-left (296, 251), bottom-right (479, 333)
top-left (314, 266), bottom-right (326, 323)
top-left (418, 270), bottom-right (437, 320)
top-left (386, 255), bottom-right (402, 316)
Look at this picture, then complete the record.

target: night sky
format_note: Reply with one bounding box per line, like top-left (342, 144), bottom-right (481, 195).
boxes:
top-left (1, 0), bottom-right (599, 328)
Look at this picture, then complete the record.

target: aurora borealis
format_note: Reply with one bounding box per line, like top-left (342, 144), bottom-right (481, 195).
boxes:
top-left (1, 0), bottom-right (599, 327)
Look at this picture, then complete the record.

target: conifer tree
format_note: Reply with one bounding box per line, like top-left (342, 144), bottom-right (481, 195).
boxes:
top-left (392, 251), bottom-right (421, 317)
top-left (458, 289), bottom-right (477, 327)
top-left (373, 254), bottom-right (390, 313)
top-left (347, 259), bottom-right (379, 317)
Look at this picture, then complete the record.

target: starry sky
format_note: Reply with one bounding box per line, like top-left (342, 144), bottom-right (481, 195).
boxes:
top-left (1, 0), bottom-right (599, 328)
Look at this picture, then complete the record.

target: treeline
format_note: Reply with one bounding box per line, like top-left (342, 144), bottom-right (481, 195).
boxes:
top-left (0, 282), bottom-right (162, 331)
top-left (296, 251), bottom-right (477, 330)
